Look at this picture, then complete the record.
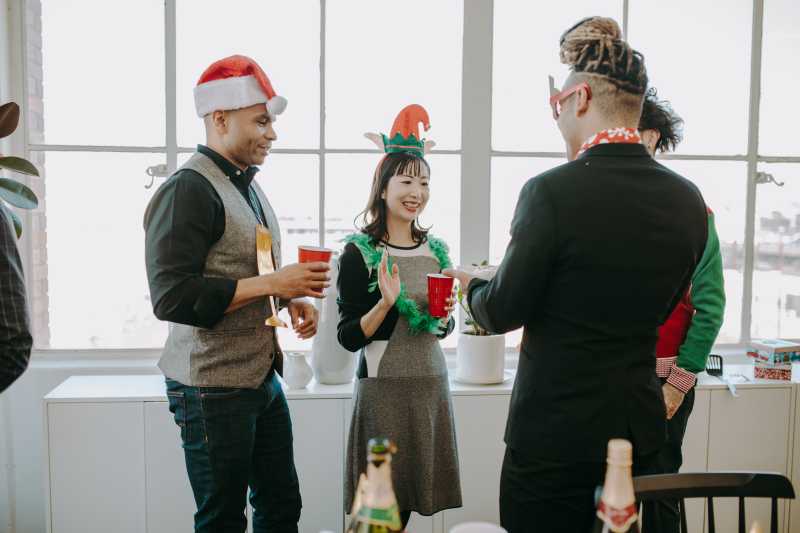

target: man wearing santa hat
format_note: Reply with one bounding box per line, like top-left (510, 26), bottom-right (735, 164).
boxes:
top-left (144, 55), bottom-right (330, 532)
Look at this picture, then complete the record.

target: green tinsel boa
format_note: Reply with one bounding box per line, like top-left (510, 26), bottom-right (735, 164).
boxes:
top-left (342, 232), bottom-right (453, 335)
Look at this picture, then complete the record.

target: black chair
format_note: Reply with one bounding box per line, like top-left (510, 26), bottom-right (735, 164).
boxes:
top-left (633, 472), bottom-right (795, 533)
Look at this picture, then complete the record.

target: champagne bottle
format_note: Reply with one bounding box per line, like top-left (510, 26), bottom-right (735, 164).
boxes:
top-left (592, 439), bottom-right (640, 533)
top-left (347, 438), bottom-right (403, 533)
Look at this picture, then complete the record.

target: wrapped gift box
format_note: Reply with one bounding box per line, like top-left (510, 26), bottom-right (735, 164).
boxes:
top-left (754, 363), bottom-right (792, 381)
top-left (748, 339), bottom-right (800, 365)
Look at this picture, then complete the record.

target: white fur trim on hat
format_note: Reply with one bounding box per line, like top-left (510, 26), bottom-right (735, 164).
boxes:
top-left (194, 75), bottom-right (287, 118)
top-left (267, 95), bottom-right (287, 118)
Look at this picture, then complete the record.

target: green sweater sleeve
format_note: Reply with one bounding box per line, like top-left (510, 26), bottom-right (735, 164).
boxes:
top-left (676, 212), bottom-right (726, 373)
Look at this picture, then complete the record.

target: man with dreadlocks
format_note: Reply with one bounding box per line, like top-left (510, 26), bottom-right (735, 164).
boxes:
top-left (445, 17), bottom-right (708, 532)
top-left (639, 89), bottom-right (726, 532)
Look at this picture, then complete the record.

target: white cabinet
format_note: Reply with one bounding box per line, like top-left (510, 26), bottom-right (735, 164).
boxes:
top-left (42, 373), bottom-right (800, 533)
top-left (680, 389), bottom-right (711, 533)
top-left (44, 378), bottom-right (350, 533)
top-left (289, 399), bottom-right (346, 533)
top-left (143, 401), bottom-right (196, 533)
top-left (705, 386), bottom-right (793, 533)
top-left (46, 403), bottom-right (146, 533)
top-left (444, 394), bottom-right (511, 531)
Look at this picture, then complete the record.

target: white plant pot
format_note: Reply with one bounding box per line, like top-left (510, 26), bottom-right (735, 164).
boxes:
top-left (283, 352), bottom-right (314, 389)
top-left (455, 331), bottom-right (506, 384)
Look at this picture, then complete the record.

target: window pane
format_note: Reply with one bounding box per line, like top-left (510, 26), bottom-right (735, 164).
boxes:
top-left (31, 0), bottom-right (164, 146)
top-left (628, 1), bottom-right (751, 155)
top-left (326, 1), bottom-right (463, 150)
top-left (176, 0), bottom-right (320, 149)
top-left (40, 152), bottom-right (167, 348)
top-left (492, 1), bottom-right (623, 152)
top-left (490, 157), bottom-right (561, 349)
top-left (759, 0), bottom-right (800, 156)
top-left (326, 154), bottom-right (460, 348)
top-left (490, 157), bottom-right (561, 265)
top-left (491, 157), bottom-right (745, 345)
top-left (257, 155), bottom-right (320, 352)
top-left (662, 160), bottom-right (747, 343)
top-left (753, 164), bottom-right (800, 340)
top-left (176, 148), bottom-right (321, 257)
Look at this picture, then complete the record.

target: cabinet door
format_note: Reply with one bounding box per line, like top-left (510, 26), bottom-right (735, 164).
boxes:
top-left (678, 389), bottom-right (711, 533)
top-left (790, 389), bottom-right (800, 533)
top-left (443, 395), bottom-right (511, 531)
top-left (144, 401), bottom-right (196, 533)
top-left (48, 403), bottom-right (145, 533)
top-left (289, 398), bottom-right (345, 533)
top-left (707, 387), bottom-right (792, 533)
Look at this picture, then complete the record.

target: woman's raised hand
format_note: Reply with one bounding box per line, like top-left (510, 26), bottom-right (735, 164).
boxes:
top-left (378, 248), bottom-right (401, 309)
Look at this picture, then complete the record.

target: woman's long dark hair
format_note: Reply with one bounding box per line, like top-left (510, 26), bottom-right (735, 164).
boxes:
top-left (356, 152), bottom-right (431, 245)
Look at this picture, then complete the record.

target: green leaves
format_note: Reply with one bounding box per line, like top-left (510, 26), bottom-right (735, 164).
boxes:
top-left (0, 178), bottom-right (38, 209)
top-left (0, 101), bottom-right (40, 238)
top-left (0, 102), bottom-right (20, 139)
top-left (459, 259), bottom-right (490, 336)
top-left (0, 156), bottom-right (39, 177)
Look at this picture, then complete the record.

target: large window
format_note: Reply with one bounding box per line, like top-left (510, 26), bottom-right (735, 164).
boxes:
top-left (490, 0), bottom-right (799, 346)
top-left (24, 0), bottom-right (462, 350)
top-left (19, 0), bottom-right (799, 351)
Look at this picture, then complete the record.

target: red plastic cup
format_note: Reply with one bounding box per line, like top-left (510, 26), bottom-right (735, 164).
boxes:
top-left (427, 274), bottom-right (455, 318)
top-left (298, 245), bottom-right (333, 264)
top-left (298, 246), bottom-right (333, 294)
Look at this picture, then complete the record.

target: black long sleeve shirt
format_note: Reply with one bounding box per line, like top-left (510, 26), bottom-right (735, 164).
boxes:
top-left (144, 145), bottom-right (268, 329)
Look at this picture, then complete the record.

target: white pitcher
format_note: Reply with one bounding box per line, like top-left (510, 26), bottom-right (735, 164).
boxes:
top-left (283, 352), bottom-right (313, 389)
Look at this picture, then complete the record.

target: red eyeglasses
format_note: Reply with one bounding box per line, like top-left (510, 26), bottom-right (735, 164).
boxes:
top-left (548, 75), bottom-right (592, 120)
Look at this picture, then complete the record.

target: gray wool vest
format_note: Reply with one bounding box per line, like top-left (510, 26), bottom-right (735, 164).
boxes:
top-left (158, 152), bottom-right (284, 388)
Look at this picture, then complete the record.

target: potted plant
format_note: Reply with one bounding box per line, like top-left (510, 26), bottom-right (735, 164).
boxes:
top-left (454, 261), bottom-right (507, 384)
top-left (0, 102), bottom-right (39, 237)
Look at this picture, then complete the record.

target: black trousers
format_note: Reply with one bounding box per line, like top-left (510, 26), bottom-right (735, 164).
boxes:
top-left (500, 448), bottom-right (661, 533)
top-left (642, 382), bottom-right (696, 533)
top-left (499, 386), bottom-right (695, 533)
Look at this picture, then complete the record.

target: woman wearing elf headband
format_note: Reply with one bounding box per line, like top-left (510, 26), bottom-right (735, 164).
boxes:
top-left (337, 104), bottom-right (463, 527)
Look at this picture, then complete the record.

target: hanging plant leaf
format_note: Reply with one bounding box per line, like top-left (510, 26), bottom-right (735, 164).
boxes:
top-left (0, 178), bottom-right (38, 209)
top-left (0, 156), bottom-right (39, 177)
top-left (6, 207), bottom-right (23, 238)
top-left (0, 102), bottom-right (20, 139)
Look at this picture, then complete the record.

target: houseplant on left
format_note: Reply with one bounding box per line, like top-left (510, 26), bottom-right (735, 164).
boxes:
top-left (0, 101), bottom-right (39, 237)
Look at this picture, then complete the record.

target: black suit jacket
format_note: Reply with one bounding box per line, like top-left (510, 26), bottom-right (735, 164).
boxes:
top-left (468, 143), bottom-right (708, 462)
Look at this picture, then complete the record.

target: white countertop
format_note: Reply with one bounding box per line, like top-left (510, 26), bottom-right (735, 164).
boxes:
top-left (43, 364), bottom-right (795, 403)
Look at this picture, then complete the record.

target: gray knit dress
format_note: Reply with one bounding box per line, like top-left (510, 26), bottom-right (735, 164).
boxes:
top-left (344, 247), bottom-right (462, 516)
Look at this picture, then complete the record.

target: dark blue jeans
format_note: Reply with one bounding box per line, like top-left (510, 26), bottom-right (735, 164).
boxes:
top-left (166, 371), bottom-right (302, 533)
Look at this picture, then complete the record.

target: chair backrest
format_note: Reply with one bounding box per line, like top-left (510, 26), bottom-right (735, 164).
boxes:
top-left (634, 472), bottom-right (795, 533)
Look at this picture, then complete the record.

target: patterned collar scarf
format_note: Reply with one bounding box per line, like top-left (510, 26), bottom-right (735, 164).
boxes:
top-left (577, 127), bottom-right (642, 157)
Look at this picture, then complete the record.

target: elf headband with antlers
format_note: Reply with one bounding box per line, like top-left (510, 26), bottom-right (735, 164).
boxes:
top-left (364, 104), bottom-right (436, 158)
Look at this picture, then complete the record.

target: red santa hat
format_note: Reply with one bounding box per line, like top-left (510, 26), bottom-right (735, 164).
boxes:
top-left (193, 55), bottom-right (287, 119)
